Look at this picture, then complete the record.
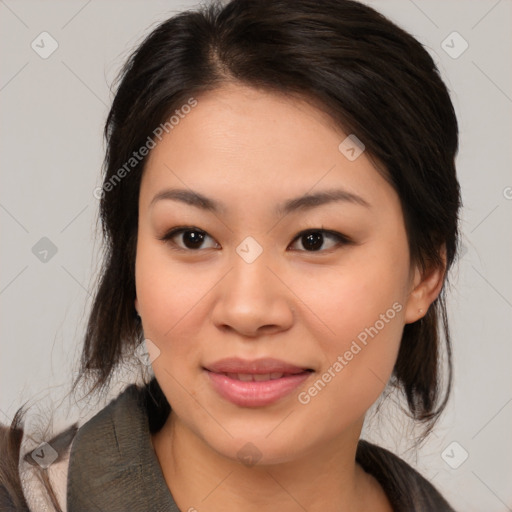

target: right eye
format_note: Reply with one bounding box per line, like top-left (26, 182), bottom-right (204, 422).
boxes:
top-left (158, 226), bottom-right (220, 251)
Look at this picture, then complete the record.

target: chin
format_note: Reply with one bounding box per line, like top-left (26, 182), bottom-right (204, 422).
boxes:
top-left (194, 418), bottom-right (315, 468)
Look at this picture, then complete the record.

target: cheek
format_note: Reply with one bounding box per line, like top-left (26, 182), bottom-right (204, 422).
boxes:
top-left (302, 242), bottom-right (408, 341)
top-left (294, 288), bottom-right (405, 440)
top-left (134, 239), bottom-right (203, 364)
top-left (134, 243), bottom-right (209, 416)
top-left (135, 234), bottom-right (203, 332)
top-left (296, 244), bottom-right (409, 411)
top-left (303, 276), bottom-right (404, 390)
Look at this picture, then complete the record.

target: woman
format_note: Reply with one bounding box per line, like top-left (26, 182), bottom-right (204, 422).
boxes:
top-left (1, 0), bottom-right (461, 510)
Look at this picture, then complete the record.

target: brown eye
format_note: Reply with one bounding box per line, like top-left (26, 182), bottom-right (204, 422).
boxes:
top-left (159, 227), bottom-right (219, 251)
top-left (289, 229), bottom-right (350, 252)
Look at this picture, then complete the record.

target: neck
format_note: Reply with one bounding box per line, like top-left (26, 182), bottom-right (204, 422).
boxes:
top-left (151, 411), bottom-right (391, 512)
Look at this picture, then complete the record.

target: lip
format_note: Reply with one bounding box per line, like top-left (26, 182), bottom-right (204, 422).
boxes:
top-left (204, 357), bottom-right (311, 374)
top-left (203, 357), bottom-right (313, 407)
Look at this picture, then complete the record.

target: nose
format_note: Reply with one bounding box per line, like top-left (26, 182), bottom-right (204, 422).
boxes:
top-left (210, 245), bottom-right (294, 338)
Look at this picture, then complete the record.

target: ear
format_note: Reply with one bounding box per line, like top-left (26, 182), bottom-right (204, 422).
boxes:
top-left (404, 245), bottom-right (447, 324)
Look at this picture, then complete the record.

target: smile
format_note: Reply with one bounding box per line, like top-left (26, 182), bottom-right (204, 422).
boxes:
top-left (204, 368), bottom-right (314, 407)
top-left (223, 372), bottom-right (291, 381)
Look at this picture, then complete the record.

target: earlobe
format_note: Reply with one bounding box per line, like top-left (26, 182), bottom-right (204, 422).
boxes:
top-left (404, 247), bottom-right (447, 324)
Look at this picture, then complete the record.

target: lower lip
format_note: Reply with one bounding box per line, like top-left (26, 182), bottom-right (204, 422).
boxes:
top-left (205, 370), bottom-right (312, 407)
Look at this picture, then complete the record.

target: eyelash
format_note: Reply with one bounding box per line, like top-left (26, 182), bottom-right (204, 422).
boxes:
top-left (157, 226), bottom-right (352, 253)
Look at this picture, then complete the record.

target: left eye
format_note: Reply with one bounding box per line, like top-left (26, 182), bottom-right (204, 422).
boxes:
top-left (159, 227), bottom-right (350, 252)
top-left (289, 229), bottom-right (349, 252)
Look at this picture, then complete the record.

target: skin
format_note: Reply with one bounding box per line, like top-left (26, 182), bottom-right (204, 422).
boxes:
top-left (134, 83), bottom-right (445, 512)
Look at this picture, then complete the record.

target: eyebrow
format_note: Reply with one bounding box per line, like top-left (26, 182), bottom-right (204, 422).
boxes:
top-left (149, 187), bottom-right (370, 215)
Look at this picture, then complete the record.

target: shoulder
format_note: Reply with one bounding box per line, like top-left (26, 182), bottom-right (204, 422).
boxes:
top-left (2, 384), bottom-right (153, 512)
top-left (65, 382), bottom-right (178, 511)
top-left (18, 423), bottom-right (78, 512)
top-left (19, 444), bottom-right (73, 512)
top-left (16, 384), bottom-right (143, 512)
top-left (0, 408), bottom-right (76, 512)
top-left (68, 383), bottom-right (145, 463)
top-left (68, 379), bottom-right (168, 452)
top-left (356, 439), bottom-right (455, 512)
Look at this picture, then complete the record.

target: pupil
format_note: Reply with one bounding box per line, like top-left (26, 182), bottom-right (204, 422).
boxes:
top-left (304, 232), bottom-right (323, 251)
top-left (184, 230), bottom-right (204, 249)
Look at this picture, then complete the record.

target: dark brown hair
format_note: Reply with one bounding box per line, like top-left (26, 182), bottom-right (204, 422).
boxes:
top-left (1, 0), bottom-right (461, 509)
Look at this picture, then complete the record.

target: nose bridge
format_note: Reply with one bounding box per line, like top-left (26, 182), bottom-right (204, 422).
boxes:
top-left (235, 234), bottom-right (266, 266)
top-left (229, 234), bottom-right (275, 296)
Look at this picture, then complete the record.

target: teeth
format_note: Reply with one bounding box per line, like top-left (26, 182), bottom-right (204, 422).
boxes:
top-left (253, 373), bottom-right (271, 381)
top-left (224, 372), bottom-right (285, 381)
top-left (237, 373), bottom-right (254, 382)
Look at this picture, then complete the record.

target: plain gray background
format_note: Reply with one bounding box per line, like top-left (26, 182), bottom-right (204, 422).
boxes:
top-left (1, 1), bottom-right (511, 510)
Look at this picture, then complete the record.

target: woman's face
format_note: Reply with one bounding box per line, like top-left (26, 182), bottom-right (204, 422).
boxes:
top-left (135, 83), bottom-right (425, 464)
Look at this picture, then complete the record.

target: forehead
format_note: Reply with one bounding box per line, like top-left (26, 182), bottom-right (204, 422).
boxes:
top-left (140, 84), bottom-right (395, 213)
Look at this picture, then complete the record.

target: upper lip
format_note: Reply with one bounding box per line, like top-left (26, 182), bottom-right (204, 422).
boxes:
top-left (204, 357), bottom-right (312, 374)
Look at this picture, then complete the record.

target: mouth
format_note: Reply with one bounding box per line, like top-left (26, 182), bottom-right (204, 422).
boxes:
top-left (204, 356), bottom-right (313, 375)
top-left (215, 371), bottom-right (312, 381)
top-left (203, 358), bottom-right (314, 407)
